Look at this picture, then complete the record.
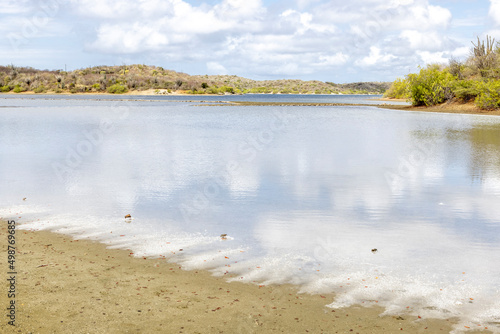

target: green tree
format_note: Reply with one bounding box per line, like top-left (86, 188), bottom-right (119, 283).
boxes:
top-left (475, 80), bottom-right (500, 109)
top-left (107, 84), bottom-right (128, 94)
top-left (407, 65), bottom-right (454, 106)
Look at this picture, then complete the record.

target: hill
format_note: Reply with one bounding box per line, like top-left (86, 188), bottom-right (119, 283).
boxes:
top-left (0, 64), bottom-right (389, 95)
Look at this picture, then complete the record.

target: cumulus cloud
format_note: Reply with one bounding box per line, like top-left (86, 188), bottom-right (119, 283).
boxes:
top-left (0, 0), bottom-right (482, 81)
top-left (417, 51), bottom-right (449, 64)
top-left (206, 61), bottom-right (228, 75)
top-left (490, 0), bottom-right (500, 25)
top-left (72, 0), bottom-right (462, 79)
top-left (356, 47), bottom-right (396, 67)
top-left (400, 30), bottom-right (449, 51)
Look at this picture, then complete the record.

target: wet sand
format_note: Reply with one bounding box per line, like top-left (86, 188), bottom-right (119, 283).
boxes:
top-left (1, 221), bottom-right (486, 334)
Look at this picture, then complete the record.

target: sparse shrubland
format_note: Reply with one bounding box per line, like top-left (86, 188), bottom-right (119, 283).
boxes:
top-left (0, 64), bottom-right (389, 96)
top-left (385, 36), bottom-right (500, 110)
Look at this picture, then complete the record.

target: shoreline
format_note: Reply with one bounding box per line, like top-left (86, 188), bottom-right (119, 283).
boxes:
top-left (378, 99), bottom-right (500, 116)
top-left (0, 220), bottom-right (472, 333)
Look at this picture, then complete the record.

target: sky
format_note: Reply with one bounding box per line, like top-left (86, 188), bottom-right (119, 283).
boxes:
top-left (0, 0), bottom-right (498, 82)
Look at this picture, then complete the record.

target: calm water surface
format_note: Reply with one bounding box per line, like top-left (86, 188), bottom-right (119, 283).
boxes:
top-left (1, 95), bottom-right (499, 331)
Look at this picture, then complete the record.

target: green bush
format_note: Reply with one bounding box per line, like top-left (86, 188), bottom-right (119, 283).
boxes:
top-left (0, 85), bottom-right (10, 92)
top-left (107, 84), bottom-right (128, 94)
top-left (451, 80), bottom-right (480, 102)
top-left (219, 86), bottom-right (235, 94)
top-left (475, 80), bottom-right (500, 109)
top-left (33, 85), bottom-right (46, 93)
top-left (407, 65), bottom-right (454, 106)
top-left (383, 77), bottom-right (409, 99)
top-left (13, 85), bottom-right (23, 93)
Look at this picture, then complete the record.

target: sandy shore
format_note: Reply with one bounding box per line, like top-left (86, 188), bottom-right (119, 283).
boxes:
top-left (378, 99), bottom-right (500, 116)
top-left (1, 221), bottom-right (488, 334)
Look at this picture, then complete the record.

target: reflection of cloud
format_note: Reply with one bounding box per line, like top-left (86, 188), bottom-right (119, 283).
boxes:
top-left (483, 176), bottom-right (500, 195)
top-left (229, 166), bottom-right (260, 194)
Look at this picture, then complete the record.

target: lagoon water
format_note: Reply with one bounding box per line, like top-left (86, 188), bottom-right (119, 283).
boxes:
top-left (1, 94), bottom-right (500, 332)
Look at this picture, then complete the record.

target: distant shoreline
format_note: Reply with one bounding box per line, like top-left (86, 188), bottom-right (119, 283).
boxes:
top-left (0, 89), bottom-right (382, 97)
top-left (2, 91), bottom-right (498, 116)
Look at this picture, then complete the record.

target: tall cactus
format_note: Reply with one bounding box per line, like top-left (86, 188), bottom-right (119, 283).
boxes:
top-left (471, 35), bottom-right (497, 76)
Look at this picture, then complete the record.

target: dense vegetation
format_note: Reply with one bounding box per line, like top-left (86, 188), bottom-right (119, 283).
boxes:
top-left (385, 36), bottom-right (500, 109)
top-left (0, 64), bottom-right (389, 95)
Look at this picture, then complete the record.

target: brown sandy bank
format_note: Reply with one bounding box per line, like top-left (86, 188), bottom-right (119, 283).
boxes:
top-left (378, 100), bottom-right (500, 116)
top-left (0, 221), bottom-right (488, 334)
top-left (374, 98), bottom-right (409, 102)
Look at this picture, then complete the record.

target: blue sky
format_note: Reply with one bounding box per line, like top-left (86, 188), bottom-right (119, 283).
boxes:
top-left (0, 0), bottom-right (498, 82)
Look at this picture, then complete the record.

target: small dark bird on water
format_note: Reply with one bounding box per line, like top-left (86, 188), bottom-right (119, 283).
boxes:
top-left (125, 214), bottom-right (132, 219)
top-left (371, 248), bottom-right (378, 253)
top-left (220, 234), bottom-right (227, 240)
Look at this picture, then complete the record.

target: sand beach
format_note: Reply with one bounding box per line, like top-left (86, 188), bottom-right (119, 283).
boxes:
top-left (1, 221), bottom-right (486, 334)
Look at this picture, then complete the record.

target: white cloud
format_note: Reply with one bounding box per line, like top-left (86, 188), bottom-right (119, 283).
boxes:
top-left (316, 53), bottom-right (349, 66)
top-left (0, 0), bottom-right (33, 14)
top-left (417, 51), bottom-right (448, 64)
top-left (400, 30), bottom-right (446, 51)
top-left (490, 0), bottom-right (500, 26)
top-left (88, 23), bottom-right (168, 53)
top-left (280, 9), bottom-right (336, 35)
top-left (451, 46), bottom-right (470, 59)
top-left (206, 61), bottom-right (228, 75)
top-left (70, 0), bottom-right (461, 80)
top-left (356, 46), bottom-right (396, 67)
top-left (0, 0), bottom-right (481, 81)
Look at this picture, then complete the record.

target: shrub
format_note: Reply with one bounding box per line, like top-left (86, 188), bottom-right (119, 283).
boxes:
top-left (33, 85), bottom-right (46, 93)
top-left (407, 65), bottom-right (454, 106)
top-left (451, 80), bottom-right (480, 102)
top-left (475, 80), bottom-right (500, 109)
top-left (384, 77), bottom-right (409, 99)
top-left (107, 84), bottom-right (128, 94)
top-left (0, 85), bottom-right (10, 92)
top-left (220, 86), bottom-right (234, 94)
top-left (13, 85), bottom-right (23, 93)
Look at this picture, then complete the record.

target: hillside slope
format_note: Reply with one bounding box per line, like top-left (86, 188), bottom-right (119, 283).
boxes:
top-left (0, 64), bottom-right (389, 95)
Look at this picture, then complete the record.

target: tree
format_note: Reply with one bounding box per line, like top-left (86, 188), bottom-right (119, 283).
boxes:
top-left (407, 65), bottom-right (454, 106)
